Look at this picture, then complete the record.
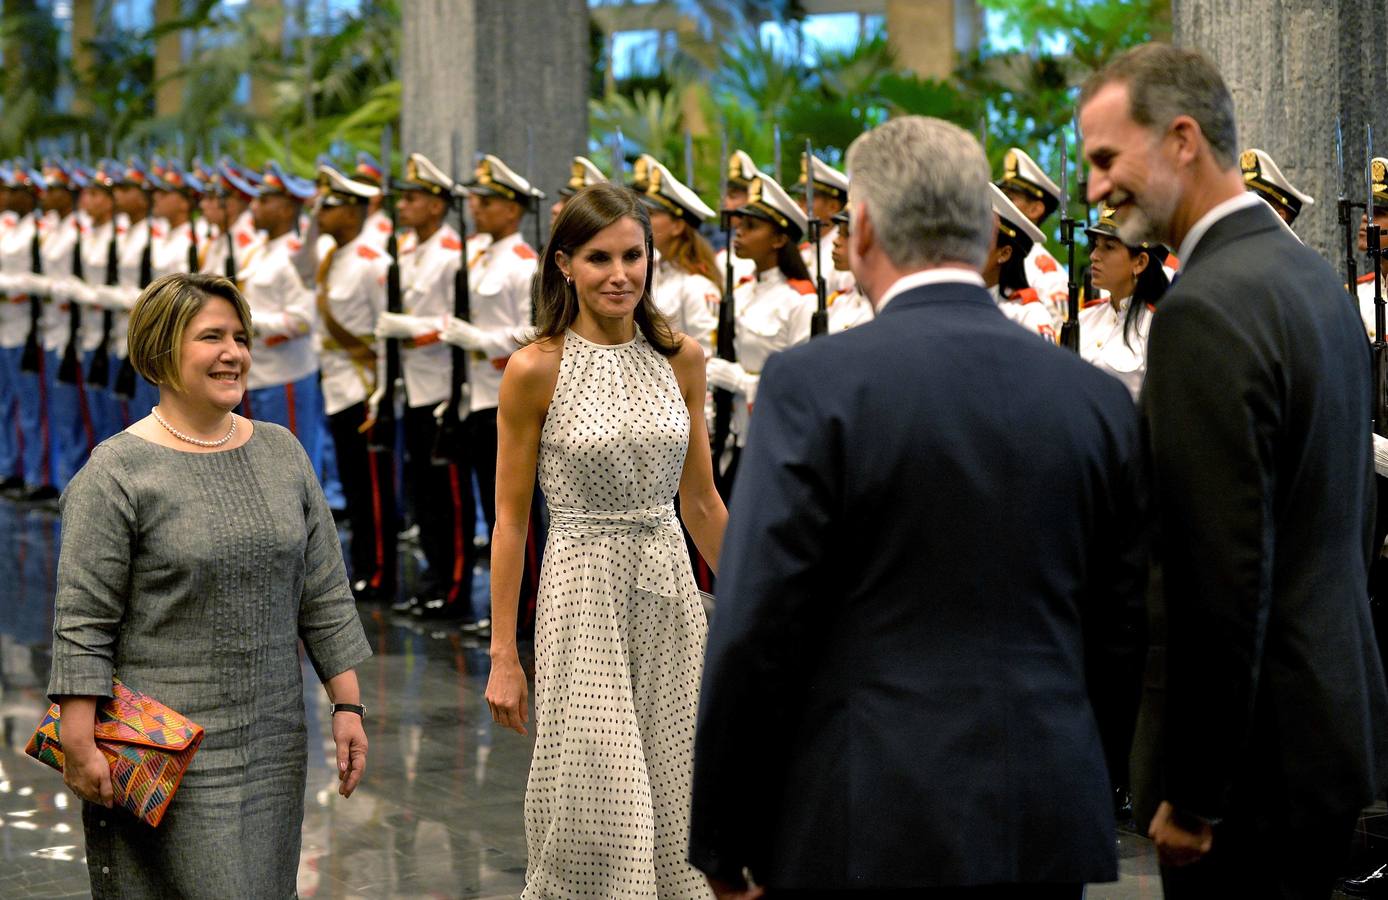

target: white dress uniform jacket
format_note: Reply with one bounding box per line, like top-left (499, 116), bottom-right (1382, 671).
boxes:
top-left (465, 231), bottom-right (536, 412)
top-left (361, 209), bottom-right (394, 251)
top-left (36, 213), bottom-right (80, 353)
top-left (70, 218), bottom-right (117, 353)
top-left (653, 255), bottom-right (719, 356)
top-left (1077, 296), bottom-right (1152, 401)
top-left (317, 235), bottom-right (390, 416)
top-left (991, 284), bottom-right (1057, 344)
top-left (201, 209), bottom-right (264, 277)
top-left (731, 267), bottom-right (815, 446)
top-left (714, 246), bottom-right (756, 289)
top-left (826, 282), bottom-right (875, 334)
top-left (800, 226), bottom-right (854, 297)
top-left (1024, 242), bottom-right (1070, 330)
top-left (394, 223), bottom-right (463, 409)
top-left (238, 232), bottom-right (319, 390)
top-left (0, 212), bottom-right (38, 349)
top-left (96, 216), bottom-right (155, 359)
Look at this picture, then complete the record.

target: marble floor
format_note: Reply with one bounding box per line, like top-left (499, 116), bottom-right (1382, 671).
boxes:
top-left (0, 494), bottom-right (1378, 899)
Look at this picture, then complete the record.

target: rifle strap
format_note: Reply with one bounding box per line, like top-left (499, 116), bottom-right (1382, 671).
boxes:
top-left (315, 246), bottom-right (379, 371)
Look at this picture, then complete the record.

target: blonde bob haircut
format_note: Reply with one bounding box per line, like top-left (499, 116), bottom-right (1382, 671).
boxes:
top-left (127, 273), bottom-right (253, 392)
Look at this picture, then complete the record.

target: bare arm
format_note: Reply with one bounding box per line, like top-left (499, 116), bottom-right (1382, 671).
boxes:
top-left (485, 340), bottom-right (560, 735)
top-left (671, 335), bottom-right (728, 571)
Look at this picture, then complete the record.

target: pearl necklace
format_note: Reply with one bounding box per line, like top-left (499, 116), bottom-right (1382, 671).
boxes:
top-left (151, 407), bottom-right (237, 448)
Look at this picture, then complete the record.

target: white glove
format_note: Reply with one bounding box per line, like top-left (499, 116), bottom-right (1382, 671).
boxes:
top-left (1374, 434), bottom-right (1388, 479)
top-left (432, 399), bottom-right (449, 423)
top-left (439, 316), bottom-right (486, 350)
top-left (69, 281), bottom-right (101, 307)
top-left (375, 311), bottom-right (434, 340)
top-left (706, 358), bottom-right (757, 402)
top-left (251, 310), bottom-right (298, 340)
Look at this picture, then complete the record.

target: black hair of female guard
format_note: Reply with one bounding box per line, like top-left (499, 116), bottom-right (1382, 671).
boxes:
top-left (532, 183), bottom-right (681, 357)
top-left (1124, 245), bottom-right (1170, 347)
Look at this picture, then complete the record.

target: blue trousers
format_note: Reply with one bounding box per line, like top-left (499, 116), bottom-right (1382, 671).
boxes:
top-left (239, 372), bottom-right (324, 474)
top-left (0, 345), bottom-right (22, 480)
top-left (132, 370), bottom-right (159, 419)
top-left (16, 348), bottom-right (51, 487)
top-left (50, 349), bottom-right (95, 488)
top-left (84, 349), bottom-right (126, 442)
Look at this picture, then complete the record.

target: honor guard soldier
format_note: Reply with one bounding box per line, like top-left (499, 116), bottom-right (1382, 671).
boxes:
top-left (238, 161), bottom-right (324, 469)
top-left (33, 159), bottom-right (89, 489)
top-left (1240, 148), bottom-right (1314, 228)
top-left (371, 152), bottom-right (473, 619)
top-left (706, 172), bottom-right (816, 493)
top-left (0, 163), bottom-right (26, 491)
top-left (86, 158), bottom-right (151, 431)
top-left (714, 149), bottom-right (761, 287)
top-left (315, 163), bottom-right (397, 604)
top-left (187, 158), bottom-right (215, 246)
top-left (352, 151), bottom-right (395, 250)
top-left (201, 157), bottom-right (263, 278)
top-left (825, 208), bottom-right (874, 333)
top-left (995, 147), bottom-right (1070, 328)
top-left (985, 184), bottom-right (1057, 343)
top-left (797, 152), bottom-right (855, 296)
top-left (551, 155), bottom-right (607, 230)
top-left (636, 154), bottom-right (719, 355)
top-left (1079, 203), bottom-right (1169, 399)
top-left (1357, 158), bottom-right (1388, 341)
top-left (443, 155), bottom-right (541, 569)
top-left (70, 160), bottom-right (123, 442)
top-left (0, 164), bottom-right (53, 498)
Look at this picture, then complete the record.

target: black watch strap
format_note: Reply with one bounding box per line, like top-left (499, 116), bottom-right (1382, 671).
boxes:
top-left (332, 702), bottom-right (366, 719)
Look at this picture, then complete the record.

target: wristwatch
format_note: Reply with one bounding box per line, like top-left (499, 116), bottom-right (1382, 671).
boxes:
top-left (331, 703), bottom-right (366, 719)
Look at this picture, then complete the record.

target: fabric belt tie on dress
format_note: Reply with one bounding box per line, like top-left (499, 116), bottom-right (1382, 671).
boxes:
top-left (547, 504), bottom-right (685, 600)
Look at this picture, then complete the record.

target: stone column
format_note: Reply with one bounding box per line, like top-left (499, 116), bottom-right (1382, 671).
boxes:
top-left (886, 0), bottom-right (980, 82)
top-left (1173, 0), bottom-right (1388, 265)
top-left (248, 0), bottom-right (283, 120)
top-left (402, 0), bottom-right (590, 245)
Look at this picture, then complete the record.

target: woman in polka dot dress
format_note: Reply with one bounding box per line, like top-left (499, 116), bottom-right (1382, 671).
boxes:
top-left (485, 183), bottom-right (728, 898)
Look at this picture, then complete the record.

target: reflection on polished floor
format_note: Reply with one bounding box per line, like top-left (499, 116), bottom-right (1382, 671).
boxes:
top-left (0, 495), bottom-right (1373, 898)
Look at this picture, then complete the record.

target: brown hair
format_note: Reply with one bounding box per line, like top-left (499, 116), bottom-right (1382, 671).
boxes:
top-left (1079, 43), bottom-right (1238, 169)
top-left (656, 212), bottom-right (719, 281)
top-left (127, 273), bottom-right (253, 391)
top-left (532, 183), bottom-right (681, 357)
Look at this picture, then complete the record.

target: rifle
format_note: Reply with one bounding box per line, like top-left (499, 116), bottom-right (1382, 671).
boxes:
top-left (85, 226), bottom-right (117, 387)
top-left (369, 124), bottom-right (401, 453)
top-left (57, 215), bottom-right (83, 384)
top-left (19, 215), bottom-right (43, 373)
top-left (1058, 125), bottom-right (1080, 353)
top-left (711, 140), bottom-right (737, 477)
top-left (432, 130), bottom-right (472, 464)
top-left (805, 140), bottom-right (827, 339)
top-left (1369, 126), bottom-right (1387, 437)
top-left (1338, 118), bottom-right (1360, 294)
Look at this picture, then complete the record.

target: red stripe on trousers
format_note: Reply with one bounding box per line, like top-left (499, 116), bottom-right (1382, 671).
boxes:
top-left (37, 352), bottom-right (51, 485)
top-left (74, 360), bottom-right (95, 451)
top-left (284, 381), bottom-right (297, 435)
top-left (366, 446), bottom-right (386, 590)
top-left (446, 463), bottom-right (465, 604)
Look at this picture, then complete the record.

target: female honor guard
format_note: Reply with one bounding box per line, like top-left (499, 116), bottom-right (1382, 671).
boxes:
top-left (985, 185), bottom-right (1057, 344)
top-left (200, 158), bottom-right (262, 278)
top-left (636, 154), bottom-right (719, 356)
top-left (1357, 158), bottom-right (1388, 342)
top-left (315, 163), bottom-right (397, 605)
top-left (797, 152), bottom-right (855, 297)
top-left (1241, 148), bottom-right (1314, 228)
top-left (995, 147), bottom-right (1070, 328)
top-left (371, 153), bottom-right (472, 619)
top-left (237, 161), bottom-right (324, 469)
top-left (826, 209), bottom-right (874, 333)
top-left (706, 173), bottom-right (816, 493)
top-left (0, 165), bottom-right (43, 494)
top-left (713, 149), bottom-right (760, 288)
top-left (1080, 203), bottom-right (1169, 399)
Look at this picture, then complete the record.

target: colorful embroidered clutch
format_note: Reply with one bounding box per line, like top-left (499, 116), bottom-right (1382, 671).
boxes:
top-left (25, 678), bottom-right (204, 827)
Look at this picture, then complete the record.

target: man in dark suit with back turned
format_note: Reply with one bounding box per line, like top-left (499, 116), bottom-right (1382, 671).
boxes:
top-left (689, 115), bottom-right (1147, 898)
top-left (1080, 43), bottom-right (1388, 897)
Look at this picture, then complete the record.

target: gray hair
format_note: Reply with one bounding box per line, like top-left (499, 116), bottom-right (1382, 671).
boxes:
top-left (1079, 43), bottom-right (1238, 169)
top-left (845, 116), bottom-right (993, 270)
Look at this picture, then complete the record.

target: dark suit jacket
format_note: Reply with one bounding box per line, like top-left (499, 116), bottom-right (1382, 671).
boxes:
top-left (689, 280), bottom-right (1147, 889)
top-left (1133, 199), bottom-right (1388, 833)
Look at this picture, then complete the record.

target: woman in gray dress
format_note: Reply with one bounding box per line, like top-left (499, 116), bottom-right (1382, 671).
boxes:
top-left (47, 272), bottom-right (372, 898)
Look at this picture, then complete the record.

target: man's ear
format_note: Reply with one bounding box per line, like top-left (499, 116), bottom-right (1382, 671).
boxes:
top-left (852, 201), bottom-right (874, 262)
top-left (1168, 114), bottom-right (1203, 168)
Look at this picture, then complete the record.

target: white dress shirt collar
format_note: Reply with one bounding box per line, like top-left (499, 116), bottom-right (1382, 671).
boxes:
top-left (1175, 191), bottom-right (1261, 268)
top-left (878, 267), bottom-right (985, 312)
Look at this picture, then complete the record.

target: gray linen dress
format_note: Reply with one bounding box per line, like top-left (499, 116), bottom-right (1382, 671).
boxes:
top-left (46, 423), bottom-right (372, 899)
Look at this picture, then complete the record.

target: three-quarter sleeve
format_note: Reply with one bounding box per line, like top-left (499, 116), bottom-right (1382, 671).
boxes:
top-left (47, 450), bottom-right (135, 702)
top-left (294, 441), bottom-right (371, 683)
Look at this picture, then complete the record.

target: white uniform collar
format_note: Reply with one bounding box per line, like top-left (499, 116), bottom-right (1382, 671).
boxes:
top-left (879, 267), bottom-right (985, 311)
top-left (485, 231), bottom-right (522, 255)
top-left (1175, 191), bottom-right (1261, 267)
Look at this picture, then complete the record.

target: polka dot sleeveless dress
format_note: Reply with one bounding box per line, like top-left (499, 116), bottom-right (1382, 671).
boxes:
top-left (524, 329), bottom-right (713, 899)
